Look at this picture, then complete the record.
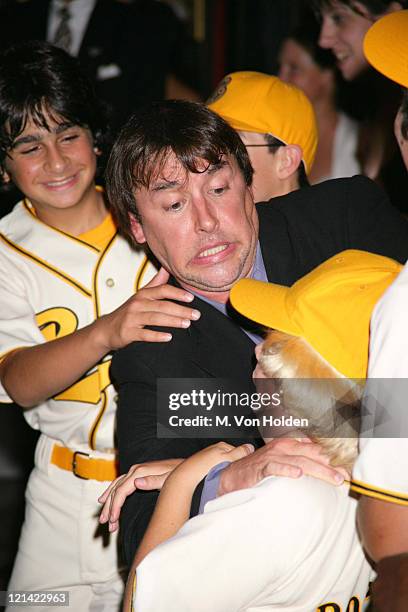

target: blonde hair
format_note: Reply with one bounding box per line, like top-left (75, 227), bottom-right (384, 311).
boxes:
top-left (257, 331), bottom-right (362, 472)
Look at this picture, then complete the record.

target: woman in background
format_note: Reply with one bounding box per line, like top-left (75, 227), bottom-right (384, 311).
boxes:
top-left (315, 0), bottom-right (408, 212)
top-left (278, 13), bottom-right (361, 183)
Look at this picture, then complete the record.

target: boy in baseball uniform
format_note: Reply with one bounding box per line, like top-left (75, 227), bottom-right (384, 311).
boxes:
top-left (348, 11), bottom-right (408, 610)
top-left (0, 41), bottom-right (199, 611)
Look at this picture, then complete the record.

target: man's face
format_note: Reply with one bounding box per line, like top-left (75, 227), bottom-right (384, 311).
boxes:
top-left (3, 112), bottom-right (97, 218)
top-left (131, 153), bottom-right (258, 301)
top-left (238, 131), bottom-right (281, 202)
top-left (319, 1), bottom-right (373, 80)
top-left (395, 107), bottom-right (408, 171)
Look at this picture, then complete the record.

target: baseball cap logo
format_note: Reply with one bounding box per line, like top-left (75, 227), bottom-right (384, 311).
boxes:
top-left (206, 75), bottom-right (232, 105)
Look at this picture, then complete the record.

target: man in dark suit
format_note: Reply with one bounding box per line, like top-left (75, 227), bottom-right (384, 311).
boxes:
top-left (104, 99), bottom-right (408, 565)
top-left (0, 0), bottom-right (179, 131)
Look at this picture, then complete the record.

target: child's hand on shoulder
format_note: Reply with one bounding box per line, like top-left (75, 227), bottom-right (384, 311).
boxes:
top-left (165, 442), bottom-right (255, 492)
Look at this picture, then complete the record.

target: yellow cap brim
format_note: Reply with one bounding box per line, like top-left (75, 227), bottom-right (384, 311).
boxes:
top-left (230, 251), bottom-right (402, 380)
top-left (230, 278), bottom-right (300, 337)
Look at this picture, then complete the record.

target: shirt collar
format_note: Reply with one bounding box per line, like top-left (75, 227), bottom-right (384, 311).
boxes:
top-left (190, 242), bottom-right (267, 344)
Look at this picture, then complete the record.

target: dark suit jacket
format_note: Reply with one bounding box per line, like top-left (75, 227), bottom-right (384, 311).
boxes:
top-left (0, 0), bottom-right (178, 130)
top-left (113, 175), bottom-right (408, 564)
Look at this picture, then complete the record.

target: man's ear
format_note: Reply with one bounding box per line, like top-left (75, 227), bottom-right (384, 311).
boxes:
top-left (275, 145), bottom-right (302, 180)
top-left (129, 212), bottom-right (146, 244)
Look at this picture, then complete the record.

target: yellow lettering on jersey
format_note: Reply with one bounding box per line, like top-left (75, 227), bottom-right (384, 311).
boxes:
top-left (54, 360), bottom-right (111, 404)
top-left (346, 597), bottom-right (360, 611)
top-left (35, 308), bottom-right (111, 404)
top-left (317, 596), bottom-right (362, 611)
top-left (36, 307), bottom-right (78, 341)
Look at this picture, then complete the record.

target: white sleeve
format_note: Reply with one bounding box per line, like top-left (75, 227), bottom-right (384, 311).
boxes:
top-left (0, 251), bottom-right (45, 402)
top-left (352, 265), bottom-right (408, 503)
top-left (368, 266), bottom-right (408, 378)
top-left (352, 438), bottom-right (408, 504)
top-left (134, 478), bottom-right (328, 612)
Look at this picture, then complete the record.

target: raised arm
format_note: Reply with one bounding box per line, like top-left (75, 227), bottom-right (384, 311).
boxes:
top-left (0, 268), bottom-right (200, 407)
top-left (122, 443), bottom-right (253, 612)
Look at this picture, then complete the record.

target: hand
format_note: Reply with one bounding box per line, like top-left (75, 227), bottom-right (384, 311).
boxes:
top-left (165, 442), bottom-right (255, 493)
top-left (218, 438), bottom-right (344, 496)
top-left (98, 458), bottom-right (184, 532)
top-left (93, 268), bottom-right (201, 351)
top-left (372, 553), bottom-right (408, 612)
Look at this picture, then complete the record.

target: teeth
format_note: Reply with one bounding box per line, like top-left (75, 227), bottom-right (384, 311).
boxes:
top-left (46, 176), bottom-right (74, 187)
top-left (198, 244), bottom-right (228, 258)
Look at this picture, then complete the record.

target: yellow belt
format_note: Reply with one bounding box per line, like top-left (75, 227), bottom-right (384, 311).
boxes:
top-left (51, 445), bottom-right (118, 481)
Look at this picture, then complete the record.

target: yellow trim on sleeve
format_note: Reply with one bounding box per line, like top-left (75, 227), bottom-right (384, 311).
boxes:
top-left (350, 478), bottom-right (408, 506)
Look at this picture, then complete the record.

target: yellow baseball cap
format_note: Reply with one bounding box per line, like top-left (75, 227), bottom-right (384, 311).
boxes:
top-left (230, 250), bottom-right (402, 379)
top-left (207, 71), bottom-right (318, 173)
top-left (364, 10), bottom-right (408, 88)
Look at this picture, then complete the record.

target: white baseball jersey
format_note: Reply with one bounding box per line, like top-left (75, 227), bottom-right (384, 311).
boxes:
top-left (1, 198), bottom-right (156, 611)
top-left (352, 262), bottom-right (408, 505)
top-left (0, 199), bottom-right (155, 453)
top-left (135, 476), bottom-right (373, 611)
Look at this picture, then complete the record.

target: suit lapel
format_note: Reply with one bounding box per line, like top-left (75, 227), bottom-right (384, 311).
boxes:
top-left (189, 295), bottom-right (256, 381)
top-left (167, 274), bottom-right (257, 380)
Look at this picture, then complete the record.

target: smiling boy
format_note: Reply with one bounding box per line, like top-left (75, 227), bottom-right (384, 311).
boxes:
top-left (0, 41), bottom-right (197, 611)
top-left (4, 118), bottom-right (103, 232)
